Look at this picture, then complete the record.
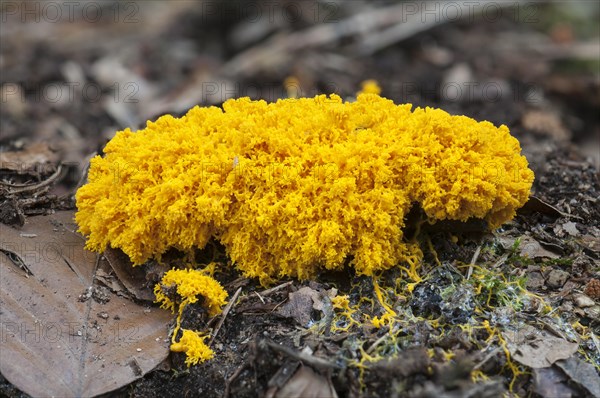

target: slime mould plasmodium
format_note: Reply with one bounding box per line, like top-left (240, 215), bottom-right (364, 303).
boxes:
top-left (75, 83), bottom-right (534, 364)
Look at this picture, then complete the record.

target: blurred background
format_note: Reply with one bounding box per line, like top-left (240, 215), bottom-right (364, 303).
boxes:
top-left (1, 0), bottom-right (599, 183)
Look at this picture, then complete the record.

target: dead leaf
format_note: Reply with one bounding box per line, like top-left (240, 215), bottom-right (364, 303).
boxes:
top-left (95, 268), bottom-right (128, 295)
top-left (525, 267), bottom-right (545, 290)
top-left (0, 142), bottom-right (59, 175)
top-left (518, 196), bottom-right (564, 218)
top-left (579, 234), bottom-right (600, 253)
top-left (545, 268), bottom-right (570, 289)
top-left (503, 325), bottom-right (579, 368)
top-left (555, 356), bottom-right (600, 397)
top-left (277, 287), bottom-right (329, 327)
top-left (533, 367), bottom-right (577, 398)
top-left (522, 110), bottom-right (570, 141)
top-left (519, 236), bottom-right (561, 259)
top-left (584, 305), bottom-right (600, 322)
top-left (0, 211), bottom-right (171, 398)
top-left (274, 366), bottom-right (338, 398)
top-left (103, 247), bottom-right (162, 302)
top-left (572, 293), bottom-right (595, 308)
top-left (562, 222), bottom-right (579, 237)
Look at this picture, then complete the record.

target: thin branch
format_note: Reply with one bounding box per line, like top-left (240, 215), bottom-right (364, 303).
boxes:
top-left (467, 245), bottom-right (482, 280)
top-left (3, 164), bottom-right (64, 194)
top-left (209, 287), bottom-right (242, 346)
top-left (239, 281), bottom-right (293, 303)
top-left (264, 340), bottom-right (341, 370)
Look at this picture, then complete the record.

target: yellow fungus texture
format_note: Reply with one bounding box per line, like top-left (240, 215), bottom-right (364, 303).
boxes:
top-left (170, 329), bottom-right (214, 366)
top-left (76, 92), bottom-right (534, 284)
top-left (154, 268), bottom-right (227, 366)
top-left (154, 268), bottom-right (228, 318)
top-left (358, 80), bottom-right (382, 95)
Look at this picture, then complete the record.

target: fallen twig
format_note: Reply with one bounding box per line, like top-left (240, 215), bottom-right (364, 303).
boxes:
top-left (366, 334), bottom-right (388, 355)
top-left (263, 340), bottom-right (341, 370)
top-left (209, 287), bottom-right (242, 346)
top-left (473, 347), bottom-right (502, 370)
top-left (467, 245), bottom-right (482, 280)
top-left (354, 0), bottom-right (525, 55)
top-left (222, 0), bottom-right (526, 76)
top-left (2, 164), bottom-right (64, 194)
top-left (239, 281), bottom-right (293, 303)
top-left (223, 360), bottom-right (251, 398)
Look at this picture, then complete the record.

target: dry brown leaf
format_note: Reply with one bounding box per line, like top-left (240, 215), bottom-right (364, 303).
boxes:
top-left (522, 110), bottom-right (570, 141)
top-left (579, 235), bottom-right (600, 253)
top-left (519, 236), bottom-right (561, 260)
top-left (275, 366), bottom-right (338, 398)
top-left (517, 196), bottom-right (564, 218)
top-left (0, 211), bottom-right (171, 397)
top-left (555, 356), bottom-right (600, 397)
top-left (561, 222), bottom-right (579, 237)
top-left (277, 286), bottom-right (331, 327)
top-left (0, 142), bottom-right (59, 174)
top-left (503, 325), bottom-right (578, 369)
top-left (103, 247), bottom-right (164, 302)
top-left (533, 367), bottom-right (577, 398)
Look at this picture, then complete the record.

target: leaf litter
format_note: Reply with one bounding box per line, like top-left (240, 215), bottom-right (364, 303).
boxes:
top-left (0, 211), bottom-right (172, 397)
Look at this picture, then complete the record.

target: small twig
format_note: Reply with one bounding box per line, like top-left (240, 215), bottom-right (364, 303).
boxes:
top-left (538, 318), bottom-right (577, 343)
top-left (355, 0), bottom-right (525, 55)
top-left (75, 152), bottom-right (96, 190)
top-left (271, 299), bottom-right (287, 313)
top-left (470, 245), bottom-right (482, 267)
top-left (222, 0), bottom-right (527, 77)
top-left (254, 291), bottom-right (265, 304)
top-left (223, 360), bottom-right (250, 398)
top-left (264, 340), bottom-right (341, 370)
top-left (19, 190), bottom-right (51, 207)
top-left (3, 164), bottom-right (64, 194)
top-left (239, 281), bottom-right (293, 303)
top-left (473, 347), bottom-right (502, 370)
top-left (209, 287), bottom-right (242, 346)
top-left (221, 5), bottom-right (395, 76)
top-left (366, 334), bottom-right (388, 354)
top-left (259, 281), bottom-right (294, 297)
top-left (467, 245), bottom-right (482, 280)
top-left (491, 253), bottom-right (509, 269)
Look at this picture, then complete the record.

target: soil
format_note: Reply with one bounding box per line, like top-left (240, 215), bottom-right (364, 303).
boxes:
top-left (1, 2), bottom-right (599, 397)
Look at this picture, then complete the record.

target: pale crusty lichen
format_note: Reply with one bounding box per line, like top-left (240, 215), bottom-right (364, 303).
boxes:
top-left (75, 91), bottom-right (534, 284)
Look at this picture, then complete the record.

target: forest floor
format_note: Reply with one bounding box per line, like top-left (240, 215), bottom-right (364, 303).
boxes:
top-left (1, 2), bottom-right (599, 397)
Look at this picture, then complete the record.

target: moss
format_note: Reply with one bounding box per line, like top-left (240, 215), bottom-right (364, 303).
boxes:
top-left (542, 257), bottom-right (574, 267)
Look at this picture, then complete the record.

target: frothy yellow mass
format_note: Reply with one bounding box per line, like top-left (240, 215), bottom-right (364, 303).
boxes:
top-left (76, 93), bottom-right (534, 284)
